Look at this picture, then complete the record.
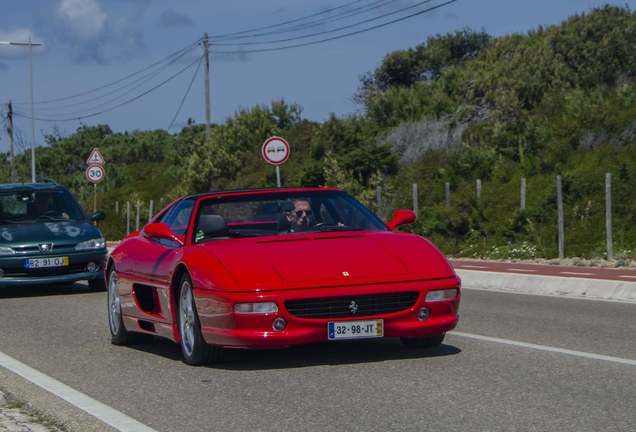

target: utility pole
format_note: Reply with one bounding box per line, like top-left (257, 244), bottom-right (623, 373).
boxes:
top-left (7, 101), bottom-right (16, 182)
top-left (203, 32), bottom-right (211, 140)
top-left (0, 37), bottom-right (42, 183)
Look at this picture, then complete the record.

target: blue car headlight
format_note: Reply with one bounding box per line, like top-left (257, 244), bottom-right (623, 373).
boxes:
top-left (75, 237), bottom-right (106, 250)
top-left (0, 246), bottom-right (16, 255)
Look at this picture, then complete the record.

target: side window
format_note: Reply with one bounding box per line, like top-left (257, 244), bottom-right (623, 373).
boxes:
top-left (162, 200), bottom-right (194, 235)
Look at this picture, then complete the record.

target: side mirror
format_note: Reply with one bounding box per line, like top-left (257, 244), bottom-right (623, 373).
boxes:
top-left (90, 211), bottom-right (105, 221)
top-left (386, 210), bottom-right (417, 231)
top-left (142, 223), bottom-right (184, 246)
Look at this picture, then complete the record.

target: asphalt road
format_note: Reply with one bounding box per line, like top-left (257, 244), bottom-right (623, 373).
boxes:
top-left (0, 283), bottom-right (635, 432)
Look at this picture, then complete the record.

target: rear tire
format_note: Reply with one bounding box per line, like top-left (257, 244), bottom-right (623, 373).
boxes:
top-left (400, 333), bottom-right (446, 349)
top-left (108, 267), bottom-right (152, 345)
top-left (178, 273), bottom-right (224, 366)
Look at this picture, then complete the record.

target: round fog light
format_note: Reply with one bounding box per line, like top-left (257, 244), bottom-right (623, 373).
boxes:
top-left (272, 318), bottom-right (287, 332)
top-left (87, 262), bottom-right (97, 272)
top-left (417, 307), bottom-right (430, 321)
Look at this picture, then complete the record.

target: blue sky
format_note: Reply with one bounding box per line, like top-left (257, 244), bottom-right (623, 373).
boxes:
top-left (1, 0), bottom-right (635, 155)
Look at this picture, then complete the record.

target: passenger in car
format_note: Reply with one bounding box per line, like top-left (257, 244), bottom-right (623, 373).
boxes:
top-left (34, 194), bottom-right (51, 214)
top-left (285, 198), bottom-right (313, 232)
top-left (33, 193), bottom-right (69, 219)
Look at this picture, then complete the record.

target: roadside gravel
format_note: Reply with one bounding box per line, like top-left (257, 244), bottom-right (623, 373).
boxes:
top-left (0, 390), bottom-right (62, 432)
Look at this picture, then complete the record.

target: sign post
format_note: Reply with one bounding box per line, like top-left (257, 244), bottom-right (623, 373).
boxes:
top-left (86, 148), bottom-right (105, 214)
top-left (261, 137), bottom-right (290, 187)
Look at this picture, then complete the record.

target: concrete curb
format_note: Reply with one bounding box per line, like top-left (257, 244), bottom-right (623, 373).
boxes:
top-left (456, 269), bottom-right (636, 302)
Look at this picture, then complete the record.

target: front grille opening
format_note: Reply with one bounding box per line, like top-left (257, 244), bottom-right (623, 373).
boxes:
top-left (285, 292), bottom-right (419, 319)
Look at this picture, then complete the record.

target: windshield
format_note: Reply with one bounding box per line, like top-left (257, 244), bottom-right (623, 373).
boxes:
top-left (192, 190), bottom-right (387, 243)
top-left (0, 190), bottom-right (86, 222)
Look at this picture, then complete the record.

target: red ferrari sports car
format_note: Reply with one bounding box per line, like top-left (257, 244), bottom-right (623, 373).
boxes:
top-left (106, 188), bottom-right (461, 365)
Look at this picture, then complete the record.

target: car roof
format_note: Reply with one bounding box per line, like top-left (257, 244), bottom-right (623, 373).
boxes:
top-left (0, 179), bottom-right (68, 193)
top-left (184, 187), bottom-right (342, 201)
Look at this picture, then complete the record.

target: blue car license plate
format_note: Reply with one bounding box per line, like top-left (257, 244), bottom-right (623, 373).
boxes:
top-left (25, 257), bottom-right (69, 268)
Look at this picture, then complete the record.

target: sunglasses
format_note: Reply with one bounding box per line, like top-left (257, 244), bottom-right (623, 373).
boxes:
top-left (294, 209), bottom-right (312, 218)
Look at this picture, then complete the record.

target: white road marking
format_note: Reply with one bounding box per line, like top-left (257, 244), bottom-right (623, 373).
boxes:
top-left (460, 265), bottom-right (488, 269)
top-left (617, 275), bottom-right (636, 279)
top-left (0, 351), bottom-right (157, 432)
top-left (452, 331), bottom-right (636, 366)
top-left (559, 271), bottom-right (594, 276)
top-left (506, 268), bottom-right (537, 272)
top-left (462, 286), bottom-right (636, 304)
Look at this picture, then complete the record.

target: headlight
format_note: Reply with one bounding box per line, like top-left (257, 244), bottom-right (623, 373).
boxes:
top-left (0, 246), bottom-right (15, 255)
top-left (75, 238), bottom-right (106, 250)
top-left (234, 302), bottom-right (278, 314)
top-left (426, 288), bottom-right (458, 302)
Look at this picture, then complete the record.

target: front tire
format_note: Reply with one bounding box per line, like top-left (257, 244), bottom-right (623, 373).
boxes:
top-left (108, 267), bottom-right (151, 345)
top-left (400, 333), bottom-right (446, 349)
top-left (178, 273), bottom-right (224, 366)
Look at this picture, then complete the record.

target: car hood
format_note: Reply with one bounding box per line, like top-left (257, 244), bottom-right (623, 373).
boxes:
top-left (0, 220), bottom-right (102, 248)
top-left (201, 231), bottom-right (455, 291)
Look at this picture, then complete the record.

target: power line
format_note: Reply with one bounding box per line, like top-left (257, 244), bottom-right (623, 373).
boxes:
top-left (9, 0), bottom-right (457, 127)
top-left (13, 54), bottom-right (205, 122)
top-left (209, 0), bottom-right (437, 46)
top-left (168, 55), bottom-right (204, 132)
top-left (12, 39), bottom-right (203, 106)
top-left (29, 44), bottom-right (201, 115)
top-left (208, 0), bottom-right (368, 39)
top-left (212, 0), bottom-right (398, 42)
top-left (210, 0), bottom-right (456, 54)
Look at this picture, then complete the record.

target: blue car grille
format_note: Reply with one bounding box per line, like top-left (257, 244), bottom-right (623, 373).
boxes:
top-left (285, 292), bottom-right (419, 319)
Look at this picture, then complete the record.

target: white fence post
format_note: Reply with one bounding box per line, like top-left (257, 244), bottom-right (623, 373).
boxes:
top-left (412, 184), bottom-right (418, 217)
top-left (521, 178), bottom-right (526, 211)
top-left (149, 200), bottom-right (154, 222)
top-left (136, 201), bottom-right (140, 231)
top-left (476, 179), bottom-right (481, 199)
top-left (606, 173), bottom-right (613, 260)
top-left (445, 182), bottom-right (451, 209)
top-left (126, 202), bottom-right (130, 235)
top-left (557, 176), bottom-right (564, 259)
top-left (115, 201), bottom-right (118, 214)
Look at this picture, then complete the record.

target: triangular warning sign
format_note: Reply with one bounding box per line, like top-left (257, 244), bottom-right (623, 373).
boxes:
top-left (86, 148), bottom-right (105, 165)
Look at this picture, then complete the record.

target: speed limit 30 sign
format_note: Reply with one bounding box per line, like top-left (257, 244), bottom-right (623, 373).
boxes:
top-left (86, 165), bottom-right (105, 183)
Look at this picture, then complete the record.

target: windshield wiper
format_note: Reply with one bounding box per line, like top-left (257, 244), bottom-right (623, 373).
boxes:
top-left (227, 231), bottom-right (260, 238)
top-left (314, 224), bottom-right (361, 232)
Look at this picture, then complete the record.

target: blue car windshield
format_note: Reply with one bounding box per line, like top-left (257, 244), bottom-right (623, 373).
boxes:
top-left (0, 191), bottom-right (85, 222)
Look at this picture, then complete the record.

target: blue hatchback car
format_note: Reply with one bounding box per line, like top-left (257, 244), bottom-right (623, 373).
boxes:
top-left (0, 179), bottom-right (107, 291)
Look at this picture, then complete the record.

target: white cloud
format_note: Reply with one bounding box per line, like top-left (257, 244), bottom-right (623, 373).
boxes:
top-left (55, 0), bottom-right (107, 39)
top-left (42, 0), bottom-right (108, 63)
top-left (111, 16), bottom-right (145, 60)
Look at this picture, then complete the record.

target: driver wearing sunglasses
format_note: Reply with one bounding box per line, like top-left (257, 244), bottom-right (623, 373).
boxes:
top-left (286, 198), bottom-right (313, 232)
